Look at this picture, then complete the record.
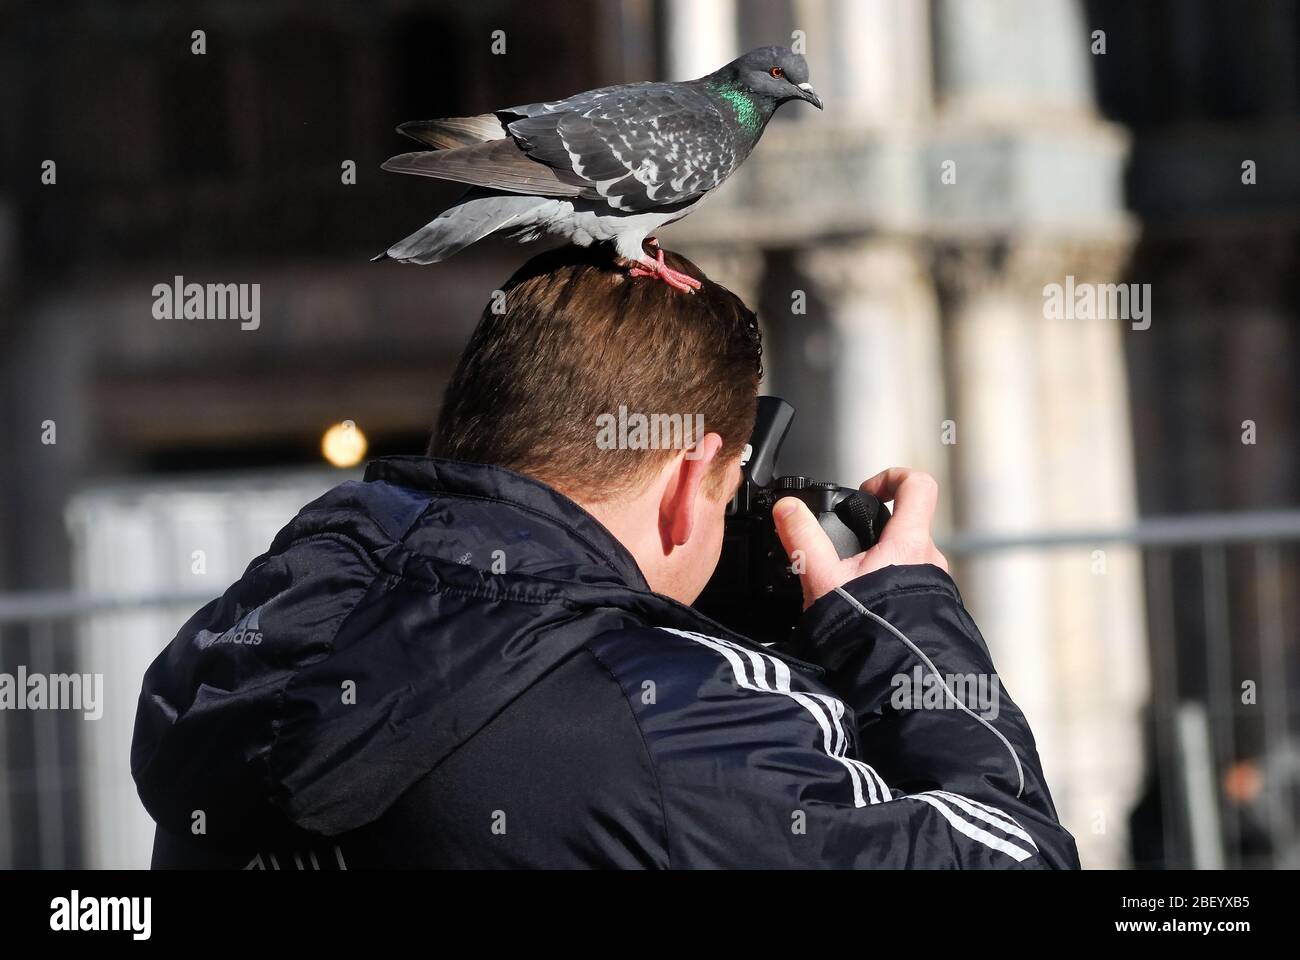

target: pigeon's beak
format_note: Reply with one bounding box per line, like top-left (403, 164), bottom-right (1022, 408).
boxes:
top-left (796, 82), bottom-right (823, 110)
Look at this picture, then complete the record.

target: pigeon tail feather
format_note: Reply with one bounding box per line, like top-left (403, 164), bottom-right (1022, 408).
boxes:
top-left (396, 115), bottom-right (507, 150)
top-left (378, 191), bottom-right (555, 265)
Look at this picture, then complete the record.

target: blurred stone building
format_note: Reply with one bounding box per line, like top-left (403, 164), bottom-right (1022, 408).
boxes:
top-left (1, 0), bottom-right (1296, 868)
top-left (670, 0), bottom-right (1147, 869)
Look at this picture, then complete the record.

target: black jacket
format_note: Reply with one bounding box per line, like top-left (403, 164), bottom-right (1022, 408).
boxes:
top-left (132, 456), bottom-right (1080, 869)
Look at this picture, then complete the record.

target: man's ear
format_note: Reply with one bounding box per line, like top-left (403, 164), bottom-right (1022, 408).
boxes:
top-left (660, 431), bottom-right (724, 549)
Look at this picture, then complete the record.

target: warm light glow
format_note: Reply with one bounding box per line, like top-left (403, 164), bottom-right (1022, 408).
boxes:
top-left (321, 420), bottom-right (367, 468)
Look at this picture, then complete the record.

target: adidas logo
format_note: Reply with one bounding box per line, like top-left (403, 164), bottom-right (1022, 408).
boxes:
top-left (199, 607), bottom-right (264, 648)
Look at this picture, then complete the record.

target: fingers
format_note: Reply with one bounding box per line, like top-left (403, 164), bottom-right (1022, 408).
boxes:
top-left (859, 467), bottom-right (935, 507)
top-left (858, 468), bottom-right (948, 572)
top-left (773, 496), bottom-right (842, 606)
top-left (777, 471), bottom-right (947, 607)
top-left (859, 468), bottom-right (938, 544)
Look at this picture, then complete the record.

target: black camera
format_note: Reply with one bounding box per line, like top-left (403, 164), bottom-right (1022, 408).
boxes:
top-left (693, 396), bottom-right (891, 644)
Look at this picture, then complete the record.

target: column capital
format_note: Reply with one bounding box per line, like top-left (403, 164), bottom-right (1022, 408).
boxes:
top-left (930, 233), bottom-right (1135, 308)
top-left (795, 236), bottom-right (930, 300)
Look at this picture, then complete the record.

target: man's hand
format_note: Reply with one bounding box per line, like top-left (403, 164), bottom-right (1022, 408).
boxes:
top-left (772, 468), bottom-right (949, 609)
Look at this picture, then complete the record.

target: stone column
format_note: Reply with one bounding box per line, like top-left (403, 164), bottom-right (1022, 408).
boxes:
top-left (924, 0), bottom-right (1148, 869)
top-left (822, 0), bottom-right (932, 125)
top-left (933, 0), bottom-right (1096, 118)
top-left (794, 239), bottom-right (951, 516)
top-left (935, 236), bottom-right (1149, 870)
top-left (663, 0), bottom-right (737, 80)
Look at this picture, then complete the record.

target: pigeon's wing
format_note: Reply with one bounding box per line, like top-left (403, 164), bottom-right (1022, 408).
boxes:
top-left (499, 82), bottom-right (658, 119)
top-left (503, 83), bottom-right (736, 212)
top-left (380, 137), bottom-right (594, 198)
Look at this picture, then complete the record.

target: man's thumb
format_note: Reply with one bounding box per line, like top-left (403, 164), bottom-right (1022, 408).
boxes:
top-left (773, 497), bottom-right (840, 603)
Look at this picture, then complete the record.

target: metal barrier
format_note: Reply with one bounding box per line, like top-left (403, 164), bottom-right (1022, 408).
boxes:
top-left (942, 513), bottom-right (1300, 869)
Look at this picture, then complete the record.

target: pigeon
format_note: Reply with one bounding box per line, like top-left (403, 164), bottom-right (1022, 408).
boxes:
top-left (373, 46), bottom-right (821, 292)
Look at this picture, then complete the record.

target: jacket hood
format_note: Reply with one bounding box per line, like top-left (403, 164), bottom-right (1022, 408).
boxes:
top-left (131, 457), bottom-right (782, 842)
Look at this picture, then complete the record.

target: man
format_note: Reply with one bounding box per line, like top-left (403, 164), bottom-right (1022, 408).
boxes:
top-left (133, 245), bottom-right (1080, 869)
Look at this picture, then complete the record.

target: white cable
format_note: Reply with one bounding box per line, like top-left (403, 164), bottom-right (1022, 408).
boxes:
top-left (833, 586), bottom-right (1027, 798)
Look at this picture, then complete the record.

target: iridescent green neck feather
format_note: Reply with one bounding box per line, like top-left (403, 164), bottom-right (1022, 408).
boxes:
top-left (710, 81), bottom-right (764, 133)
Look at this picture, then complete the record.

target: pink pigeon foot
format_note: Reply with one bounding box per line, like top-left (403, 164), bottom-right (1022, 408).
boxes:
top-left (628, 247), bottom-right (702, 294)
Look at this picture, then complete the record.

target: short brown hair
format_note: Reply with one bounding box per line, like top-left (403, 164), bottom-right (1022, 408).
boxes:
top-left (431, 244), bottom-right (763, 500)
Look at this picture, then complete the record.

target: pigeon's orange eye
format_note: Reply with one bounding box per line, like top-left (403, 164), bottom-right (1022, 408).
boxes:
top-left (769, 66), bottom-right (784, 79)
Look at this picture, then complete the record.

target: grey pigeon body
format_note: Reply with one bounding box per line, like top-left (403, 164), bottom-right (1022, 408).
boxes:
top-left (374, 47), bottom-right (821, 273)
